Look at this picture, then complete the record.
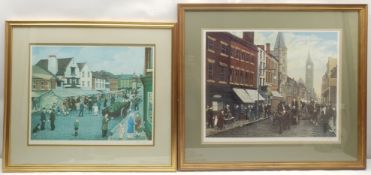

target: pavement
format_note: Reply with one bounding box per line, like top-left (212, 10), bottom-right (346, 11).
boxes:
top-left (206, 117), bottom-right (268, 136)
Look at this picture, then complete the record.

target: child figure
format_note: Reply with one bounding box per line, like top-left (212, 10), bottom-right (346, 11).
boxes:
top-left (74, 119), bottom-right (80, 136)
top-left (93, 103), bottom-right (98, 116)
top-left (117, 123), bottom-right (125, 140)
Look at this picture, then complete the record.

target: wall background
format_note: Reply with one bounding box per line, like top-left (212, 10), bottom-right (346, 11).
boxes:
top-left (0, 0), bottom-right (369, 158)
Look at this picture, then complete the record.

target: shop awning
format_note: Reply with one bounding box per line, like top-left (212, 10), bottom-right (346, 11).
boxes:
top-left (46, 89), bottom-right (102, 98)
top-left (271, 91), bottom-right (283, 98)
top-left (245, 89), bottom-right (265, 101)
top-left (233, 88), bottom-right (254, 103)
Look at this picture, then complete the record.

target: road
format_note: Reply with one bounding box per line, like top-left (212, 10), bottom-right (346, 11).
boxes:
top-left (31, 87), bottom-right (148, 141)
top-left (210, 118), bottom-right (334, 137)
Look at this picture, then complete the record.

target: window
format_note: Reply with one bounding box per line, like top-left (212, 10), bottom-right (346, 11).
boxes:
top-left (32, 81), bottom-right (36, 89)
top-left (88, 81), bottom-right (90, 87)
top-left (82, 81), bottom-right (85, 86)
top-left (221, 44), bottom-right (228, 55)
top-left (71, 67), bottom-right (76, 75)
top-left (41, 81), bottom-right (45, 90)
top-left (239, 71), bottom-right (243, 84)
top-left (207, 38), bottom-right (215, 51)
top-left (234, 70), bottom-right (238, 83)
top-left (248, 73), bottom-right (251, 85)
top-left (82, 71), bottom-right (85, 77)
top-left (219, 65), bottom-right (228, 82)
top-left (207, 63), bottom-right (213, 80)
top-left (232, 48), bottom-right (236, 57)
top-left (230, 69), bottom-right (234, 82)
top-left (88, 72), bottom-right (90, 77)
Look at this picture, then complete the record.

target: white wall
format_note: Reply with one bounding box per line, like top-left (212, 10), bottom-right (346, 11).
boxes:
top-left (0, 0), bottom-right (370, 159)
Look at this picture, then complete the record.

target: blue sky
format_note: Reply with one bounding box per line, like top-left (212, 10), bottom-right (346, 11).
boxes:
top-left (31, 45), bottom-right (153, 75)
top-left (231, 30), bottom-right (339, 96)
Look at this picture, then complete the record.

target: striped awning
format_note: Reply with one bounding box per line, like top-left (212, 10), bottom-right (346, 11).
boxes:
top-left (233, 88), bottom-right (254, 103)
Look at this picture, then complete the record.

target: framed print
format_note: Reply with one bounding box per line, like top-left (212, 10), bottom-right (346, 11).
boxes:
top-left (178, 4), bottom-right (367, 170)
top-left (3, 21), bottom-right (177, 172)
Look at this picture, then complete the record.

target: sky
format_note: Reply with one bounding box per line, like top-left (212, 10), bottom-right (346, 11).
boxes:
top-left (31, 45), bottom-right (153, 75)
top-left (232, 30), bottom-right (339, 97)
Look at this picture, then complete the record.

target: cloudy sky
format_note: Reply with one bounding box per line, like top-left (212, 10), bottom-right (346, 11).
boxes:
top-left (232, 30), bottom-right (339, 97)
top-left (31, 45), bottom-right (152, 75)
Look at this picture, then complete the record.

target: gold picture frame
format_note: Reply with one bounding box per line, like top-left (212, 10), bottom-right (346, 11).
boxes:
top-left (178, 4), bottom-right (367, 170)
top-left (3, 21), bottom-right (177, 172)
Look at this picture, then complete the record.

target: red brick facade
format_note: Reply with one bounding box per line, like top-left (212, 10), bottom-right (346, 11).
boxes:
top-left (205, 32), bottom-right (258, 107)
top-left (206, 32), bottom-right (257, 88)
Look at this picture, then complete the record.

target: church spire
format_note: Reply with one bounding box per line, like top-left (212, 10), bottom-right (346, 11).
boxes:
top-left (274, 32), bottom-right (287, 49)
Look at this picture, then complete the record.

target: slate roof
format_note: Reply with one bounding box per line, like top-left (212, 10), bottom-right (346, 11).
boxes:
top-left (32, 65), bottom-right (56, 79)
top-left (35, 58), bottom-right (73, 76)
top-left (56, 58), bottom-right (73, 75)
top-left (77, 63), bottom-right (86, 70)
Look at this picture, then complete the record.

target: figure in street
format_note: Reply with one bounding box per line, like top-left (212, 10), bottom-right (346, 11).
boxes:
top-left (78, 102), bottom-right (84, 117)
top-left (93, 103), bottom-right (98, 116)
top-left (74, 119), bottom-right (79, 136)
top-left (127, 115), bottom-right (135, 134)
top-left (117, 123), bottom-right (125, 139)
top-left (40, 108), bottom-right (47, 130)
top-left (49, 109), bottom-right (56, 130)
top-left (206, 105), bottom-right (214, 128)
top-left (101, 114), bottom-right (110, 137)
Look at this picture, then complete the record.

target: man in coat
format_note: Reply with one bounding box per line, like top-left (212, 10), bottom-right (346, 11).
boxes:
top-left (74, 119), bottom-right (80, 136)
top-left (291, 98), bottom-right (299, 124)
top-left (40, 108), bottom-right (47, 130)
top-left (49, 109), bottom-right (56, 130)
top-left (206, 105), bottom-right (214, 128)
top-left (277, 101), bottom-right (286, 134)
top-left (78, 102), bottom-right (84, 117)
top-left (101, 114), bottom-right (110, 137)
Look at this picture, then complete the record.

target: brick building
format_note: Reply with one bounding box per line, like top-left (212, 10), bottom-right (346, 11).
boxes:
top-left (32, 65), bottom-right (57, 91)
top-left (205, 32), bottom-right (258, 110)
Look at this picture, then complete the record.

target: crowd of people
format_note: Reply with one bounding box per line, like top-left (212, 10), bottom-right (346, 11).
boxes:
top-left (32, 88), bottom-right (144, 139)
top-left (206, 98), bottom-right (337, 135)
top-left (206, 102), bottom-right (268, 130)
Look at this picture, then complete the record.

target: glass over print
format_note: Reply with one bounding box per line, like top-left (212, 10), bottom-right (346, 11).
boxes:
top-left (178, 4), bottom-right (367, 170)
top-left (3, 21), bottom-right (176, 172)
top-left (30, 45), bottom-right (155, 145)
top-left (203, 30), bottom-right (340, 144)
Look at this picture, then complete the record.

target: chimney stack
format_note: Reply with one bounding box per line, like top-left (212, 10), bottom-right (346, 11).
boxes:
top-left (266, 43), bottom-right (271, 54)
top-left (243, 32), bottom-right (254, 45)
top-left (48, 55), bottom-right (58, 75)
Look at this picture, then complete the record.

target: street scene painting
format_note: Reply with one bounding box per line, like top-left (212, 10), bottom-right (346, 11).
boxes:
top-left (29, 45), bottom-right (154, 145)
top-left (203, 30), bottom-right (340, 143)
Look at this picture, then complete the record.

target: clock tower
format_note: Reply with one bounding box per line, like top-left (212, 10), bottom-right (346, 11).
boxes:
top-left (305, 51), bottom-right (314, 97)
